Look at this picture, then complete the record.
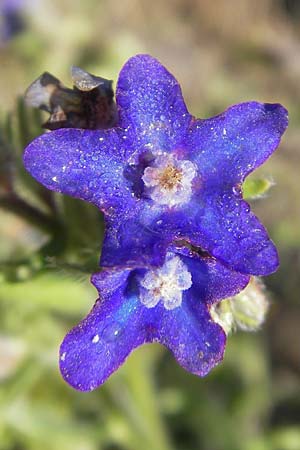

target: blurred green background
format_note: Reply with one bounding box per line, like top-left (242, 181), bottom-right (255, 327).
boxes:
top-left (0, 1), bottom-right (300, 449)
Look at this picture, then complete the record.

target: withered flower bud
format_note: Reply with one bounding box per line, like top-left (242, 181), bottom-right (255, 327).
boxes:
top-left (24, 67), bottom-right (117, 130)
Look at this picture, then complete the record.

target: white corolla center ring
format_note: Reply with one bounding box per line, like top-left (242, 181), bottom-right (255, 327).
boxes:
top-left (139, 256), bottom-right (192, 310)
top-left (142, 153), bottom-right (197, 206)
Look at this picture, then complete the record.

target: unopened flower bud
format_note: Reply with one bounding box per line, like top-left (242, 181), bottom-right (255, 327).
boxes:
top-left (211, 277), bottom-right (269, 334)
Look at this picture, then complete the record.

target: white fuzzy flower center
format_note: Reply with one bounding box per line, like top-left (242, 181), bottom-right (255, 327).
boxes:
top-left (139, 256), bottom-right (192, 310)
top-left (142, 153), bottom-right (197, 206)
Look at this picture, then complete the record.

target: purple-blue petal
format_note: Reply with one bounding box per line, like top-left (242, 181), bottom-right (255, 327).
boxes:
top-left (196, 193), bottom-right (279, 275)
top-left (60, 251), bottom-right (248, 391)
top-left (100, 202), bottom-right (171, 268)
top-left (60, 270), bottom-right (146, 391)
top-left (186, 102), bottom-right (288, 185)
top-left (116, 54), bottom-right (192, 152)
top-left (156, 298), bottom-right (226, 376)
top-left (179, 192), bottom-right (278, 275)
top-left (149, 193), bottom-right (278, 276)
top-left (154, 251), bottom-right (248, 376)
top-left (100, 214), bottom-right (169, 268)
top-left (177, 248), bottom-right (250, 303)
top-left (178, 99), bottom-right (286, 271)
top-left (23, 128), bottom-right (135, 212)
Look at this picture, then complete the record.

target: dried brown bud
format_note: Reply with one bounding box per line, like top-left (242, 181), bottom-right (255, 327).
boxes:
top-left (24, 67), bottom-right (117, 130)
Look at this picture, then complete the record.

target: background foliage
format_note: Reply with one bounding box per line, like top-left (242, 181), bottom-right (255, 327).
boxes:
top-left (0, 1), bottom-right (299, 449)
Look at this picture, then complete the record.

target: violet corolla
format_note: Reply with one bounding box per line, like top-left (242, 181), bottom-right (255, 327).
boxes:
top-left (60, 245), bottom-right (249, 391)
top-left (24, 54), bottom-right (288, 276)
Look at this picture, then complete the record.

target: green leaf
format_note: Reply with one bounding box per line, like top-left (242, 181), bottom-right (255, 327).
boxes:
top-left (0, 273), bottom-right (95, 314)
top-left (243, 177), bottom-right (273, 200)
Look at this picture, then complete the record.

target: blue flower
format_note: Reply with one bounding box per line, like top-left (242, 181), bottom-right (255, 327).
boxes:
top-left (59, 245), bottom-right (249, 391)
top-left (0, 0), bottom-right (25, 44)
top-left (24, 54), bottom-right (288, 276)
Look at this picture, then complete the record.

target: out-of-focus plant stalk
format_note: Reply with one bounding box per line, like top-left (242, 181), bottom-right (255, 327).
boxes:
top-left (109, 348), bottom-right (173, 450)
top-left (0, 193), bottom-right (61, 234)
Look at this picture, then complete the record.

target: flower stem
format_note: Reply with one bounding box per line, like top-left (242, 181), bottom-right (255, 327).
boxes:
top-left (0, 194), bottom-right (61, 235)
top-left (109, 347), bottom-right (173, 450)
